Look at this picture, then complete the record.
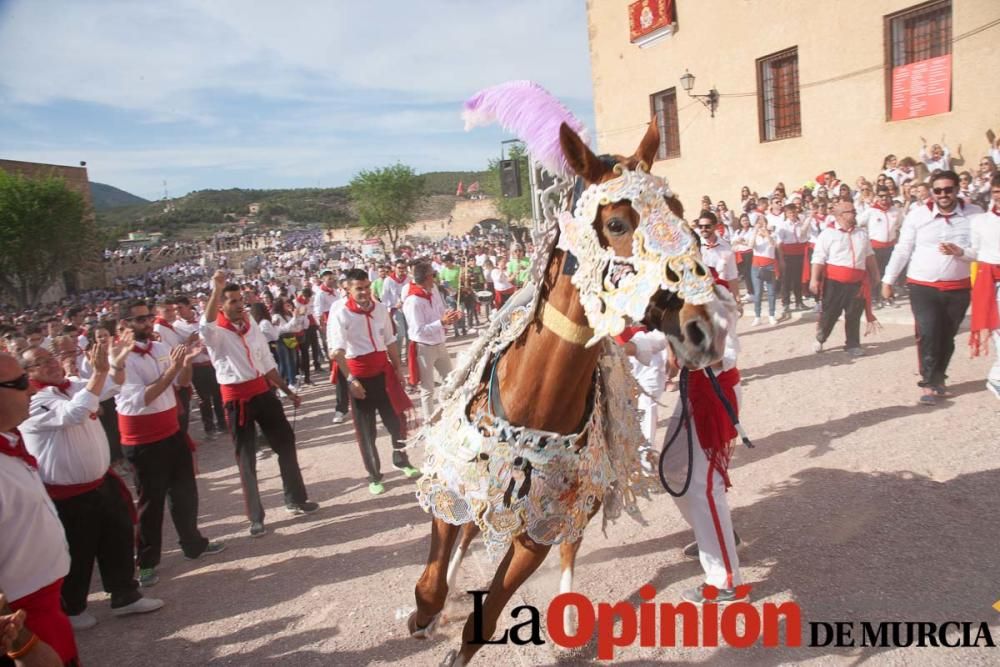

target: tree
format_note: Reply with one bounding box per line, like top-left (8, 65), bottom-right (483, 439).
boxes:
top-left (350, 163), bottom-right (425, 252)
top-left (0, 171), bottom-right (92, 308)
top-left (482, 144), bottom-right (532, 228)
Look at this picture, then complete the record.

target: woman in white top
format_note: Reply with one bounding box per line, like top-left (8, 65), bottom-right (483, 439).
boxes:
top-left (271, 298), bottom-right (302, 388)
top-left (730, 213), bottom-right (755, 303)
top-left (490, 263), bottom-right (515, 309)
top-left (749, 217), bottom-right (779, 325)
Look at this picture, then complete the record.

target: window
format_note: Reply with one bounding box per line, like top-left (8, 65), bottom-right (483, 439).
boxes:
top-left (757, 48), bottom-right (801, 142)
top-left (649, 87), bottom-right (680, 160)
top-left (884, 1), bottom-right (952, 120)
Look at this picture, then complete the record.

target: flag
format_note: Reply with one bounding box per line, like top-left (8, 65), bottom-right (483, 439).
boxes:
top-left (467, 181), bottom-right (480, 193)
top-left (456, 180), bottom-right (465, 196)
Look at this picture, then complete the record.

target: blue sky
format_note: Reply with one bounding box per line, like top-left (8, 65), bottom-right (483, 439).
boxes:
top-left (0, 0), bottom-right (595, 200)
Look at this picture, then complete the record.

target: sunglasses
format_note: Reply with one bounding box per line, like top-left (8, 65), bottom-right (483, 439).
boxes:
top-left (696, 224), bottom-right (715, 230)
top-left (932, 186), bottom-right (956, 195)
top-left (0, 373), bottom-right (29, 391)
top-left (126, 314), bottom-right (153, 323)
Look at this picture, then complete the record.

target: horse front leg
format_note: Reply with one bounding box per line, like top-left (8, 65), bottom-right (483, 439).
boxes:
top-left (448, 534), bottom-right (551, 666)
top-left (410, 516), bottom-right (461, 638)
top-left (557, 499), bottom-right (600, 636)
top-left (446, 523), bottom-right (481, 591)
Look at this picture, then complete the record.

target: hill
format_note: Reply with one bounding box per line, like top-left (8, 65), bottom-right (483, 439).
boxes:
top-left (89, 182), bottom-right (150, 210)
top-left (93, 170), bottom-right (490, 243)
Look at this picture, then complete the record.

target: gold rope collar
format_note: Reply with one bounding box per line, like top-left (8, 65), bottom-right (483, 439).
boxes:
top-left (539, 301), bottom-right (594, 346)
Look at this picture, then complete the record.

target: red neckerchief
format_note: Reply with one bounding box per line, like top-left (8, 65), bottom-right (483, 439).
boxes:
top-left (132, 341), bottom-right (154, 357)
top-left (872, 202), bottom-right (888, 212)
top-left (320, 284), bottom-right (335, 295)
top-left (992, 206), bottom-right (1000, 217)
top-left (388, 272), bottom-right (406, 284)
top-left (407, 283), bottom-right (433, 302)
top-left (29, 378), bottom-right (71, 394)
top-left (295, 295), bottom-right (309, 306)
top-left (154, 317), bottom-right (174, 331)
top-left (0, 430), bottom-right (37, 469)
top-left (613, 325), bottom-right (646, 345)
top-left (345, 296), bottom-right (374, 316)
top-left (216, 311), bottom-right (250, 336)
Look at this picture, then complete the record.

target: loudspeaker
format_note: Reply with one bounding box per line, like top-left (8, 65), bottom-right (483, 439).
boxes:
top-left (499, 159), bottom-right (522, 198)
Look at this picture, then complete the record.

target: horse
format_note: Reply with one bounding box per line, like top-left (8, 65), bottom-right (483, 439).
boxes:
top-left (407, 116), bottom-right (731, 666)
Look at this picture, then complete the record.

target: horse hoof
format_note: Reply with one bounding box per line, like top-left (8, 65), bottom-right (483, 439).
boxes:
top-left (408, 610), bottom-right (442, 639)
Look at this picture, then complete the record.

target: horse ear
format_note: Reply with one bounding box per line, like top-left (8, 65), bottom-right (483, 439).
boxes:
top-left (635, 117), bottom-right (660, 169)
top-left (560, 122), bottom-right (606, 184)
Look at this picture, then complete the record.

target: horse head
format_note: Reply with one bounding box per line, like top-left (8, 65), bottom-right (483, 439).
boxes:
top-left (557, 120), bottom-right (729, 369)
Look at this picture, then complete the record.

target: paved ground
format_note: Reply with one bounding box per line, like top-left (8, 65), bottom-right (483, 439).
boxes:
top-left (78, 303), bottom-right (1000, 666)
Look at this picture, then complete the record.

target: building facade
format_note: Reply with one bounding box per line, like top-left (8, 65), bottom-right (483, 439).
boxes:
top-left (586, 0), bottom-right (998, 212)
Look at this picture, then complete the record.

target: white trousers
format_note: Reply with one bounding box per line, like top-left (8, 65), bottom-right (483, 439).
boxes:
top-left (661, 397), bottom-right (742, 590)
top-left (638, 392), bottom-right (659, 445)
top-left (416, 342), bottom-right (453, 421)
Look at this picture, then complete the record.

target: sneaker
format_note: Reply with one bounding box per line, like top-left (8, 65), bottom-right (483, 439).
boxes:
top-left (68, 611), bottom-right (98, 631)
top-left (395, 465), bottom-right (422, 479)
top-left (987, 380), bottom-right (1000, 401)
top-left (751, 317), bottom-right (761, 326)
top-left (813, 340), bottom-right (824, 353)
top-left (683, 532), bottom-right (743, 560)
top-left (369, 481), bottom-right (386, 495)
top-left (846, 347), bottom-right (865, 357)
top-left (918, 391), bottom-right (937, 406)
top-left (185, 541), bottom-right (226, 561)
top-left (112, 597), bottom-right (164, 617)
top-left (249, 521), bottom-right (267, 538)
top-left (286, 501), bottom-right (320, 516)
top-left (138, 567), bottom-right (159, 588)
top-left (932, 385), bottom-right (952, 397)
top-left (768, 315), bottom-right (778, 325)
top-left (331, 411), bottom-right (347, 424)
top-left (681, 584), bottom-right (745, 605)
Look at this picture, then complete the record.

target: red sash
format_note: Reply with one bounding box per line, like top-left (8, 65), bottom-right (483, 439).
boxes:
top-left (871, 239), bottom-right (895, 249)
top-left (782, 241), bottom-right (808, 256)
top-left (220, 376), bottom-right (271, 427)
top-left (345, 351), bottom-right (414, 437)
top-left (613, 325), bottom-right (646, 346)
top-left (906, 277), bottom-right (972, 291)
top-left (408, 341), bottom-right (420, 386)
top-left (826, 264), bottom-right (877, 325)
top-left (751, 255), bottom-right (780, 280)
top-left (46, 470), bottom-right (138, 524)
top-left (969, 262), bottom-right (1000, 357)
top-left (494, 286), bottom-right (516, 307)
top-left (687, 368), bottom-right (740, 489)
top-left (9, 579), bottom-right (78, 665)
top-left (118, 407), bottom-right (180, 445)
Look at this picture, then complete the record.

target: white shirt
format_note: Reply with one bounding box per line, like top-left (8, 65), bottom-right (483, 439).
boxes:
top-left (968, 208), bottom-right (1000, 265)
top-left (174, 316), bottom-right (210, 364)
top-left (883, 202), bottom-right (983, 285)
top-left (314, 285), bottom-right (338, 321)
top-left (750, 230), bottom-right (778, 260)
top-left (21, 380), bottom-right (118, 485)
top-left (919, 146), bottom-right (951, 173)
top-left (380, 275), bottom-right (410, 309)
top-left (403, 287), bottom-right (448, 346)
top-left (628, 329), bottom-right (668, 394)
top-left (154, 319), bottom-right (185, 349)
top-left (812, 226), bottom-right (874, 270)
top-left (115, 340), bottom-right (178, 417)
top-left (774, 217), bottom-right (810, 245)
top-left (490, 268), bottom-right (514, 291)
top-left (765, 212), bottom-right (785, 231)
top-left (0, 434), bottom-right (71, 602)
top-left (199, 315), bottom-right (278, 384)
top-left (808, 214), bottom-right (836, 242)
top-left (327, 299), bottom-right (395, 357)
top-left (857, 206), bottom-right (902, 245)
top-left (258, 318), bottom-right (279, 342)
top-left (700, 237), bottom-right (739, 281)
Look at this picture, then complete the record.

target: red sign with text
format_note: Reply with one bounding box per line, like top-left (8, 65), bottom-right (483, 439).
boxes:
top-left (890, 54), bottom-right (951, 121)
top-left (629, 0), bottom-right (672, 42)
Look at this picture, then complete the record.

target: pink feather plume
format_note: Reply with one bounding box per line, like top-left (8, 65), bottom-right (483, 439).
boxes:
top-left (462, 80), bottom-right (589, 180)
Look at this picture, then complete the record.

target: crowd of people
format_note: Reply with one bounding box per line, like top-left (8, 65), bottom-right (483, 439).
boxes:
top-left (1, 135), bottom-right (998, 664)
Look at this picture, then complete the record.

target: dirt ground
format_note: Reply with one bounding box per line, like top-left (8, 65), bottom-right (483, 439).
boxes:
top-left (77, 304), bottom-right (1000, 666)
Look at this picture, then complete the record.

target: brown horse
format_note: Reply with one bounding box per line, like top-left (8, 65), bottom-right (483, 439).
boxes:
top-left (409, 120), bottom-right (727, 666)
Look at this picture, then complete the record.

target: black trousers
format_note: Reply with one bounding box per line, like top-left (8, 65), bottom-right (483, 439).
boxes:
top-left (98, 397), bottom-right (123, 463)
top-left (349, 373), bottom-right (409, 482)
top-left (738, 254), bottom-right (754, 297)
top-left (782, 254), bottom-right (805, 307)
top-left (176, 386), bottom-right (192, 435)
top-left (305, 324), bottom-right (324, 372)
top-left (816, 279), bottom-right (865, 349)
top-left (461, 293), bottom-right (480, 326)
top-left (55, 476), bottom-right (141, 614)
top-left (226, 390), bottom-right (308, 523)
top-left (334, 369), bottom-right (350, 414)
top-left (872, 246), bottom-right (893, 297)
top-left (296, 335), bottom-right (312, 383)
top-left (909, 284), bottom-right (971, 387)
top-left (124, 433), bottom-right (208, 568)
top-left (191, 364), bottom-right (225, 432)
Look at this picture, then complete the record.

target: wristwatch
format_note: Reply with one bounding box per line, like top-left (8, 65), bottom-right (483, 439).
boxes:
top-left (347, 374), bottom-right (358, 384)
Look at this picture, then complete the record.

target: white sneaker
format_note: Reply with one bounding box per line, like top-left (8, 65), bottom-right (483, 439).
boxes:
top-left (768, 316), bottom-right (778, 325)
top-left (69, 611), bottom-right (98, 630)
top-left (112, 597), bottom-right (165, 617)
top-left (813, 340), bottom-right (824, 353)
top-left (331, 411), bottom-right (347, 424)
top-left (751, 317), bottom-right (761, 326)
top-left (846, 347), bottom-right (865, 357)
top-left (987, 380), bottom-right (1000, 401)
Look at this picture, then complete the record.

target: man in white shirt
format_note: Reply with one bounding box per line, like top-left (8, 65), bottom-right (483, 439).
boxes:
top-left (882, 171), bottom-right (983, 404)
top-left (695, 211), bottom-right (741, 303)
top-left (810, 202), bottom-right (881, 357)
top-left (403, 262), bottom-right (461, 421)
top-left (774, 204), bottom-right (809, 313)
top-left (201, 271), bottom-right (317, 537)
top-left (0, 353), bottom-right (79, 665)
top-left (858, 189), bottom-right (902, 306)
top-left (174, 296), bottom-right (226, 436)
top-left (962, 173), bottom-right (1000, 399)
top-left (379, 260), bottom-right (411, 362)
top-left (154, 298), bottom-right (194, 435)
top-left (328, 269), bottom-right (419, 495)
top-left (20, 343), bottom-right (163, 630)
top-left (115, 300), bottom-right (224, 587)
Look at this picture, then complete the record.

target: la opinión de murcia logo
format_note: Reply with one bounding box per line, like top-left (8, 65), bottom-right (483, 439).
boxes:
top-left (467, 586), bottom-right (998, 660)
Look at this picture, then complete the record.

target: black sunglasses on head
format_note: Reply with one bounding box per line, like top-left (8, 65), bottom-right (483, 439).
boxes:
top-left (0, 373), bottom-right (29, 391)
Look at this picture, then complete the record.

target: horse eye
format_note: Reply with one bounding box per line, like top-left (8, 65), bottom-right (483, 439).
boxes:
top-left (606, 217), bottom-right (631, 236)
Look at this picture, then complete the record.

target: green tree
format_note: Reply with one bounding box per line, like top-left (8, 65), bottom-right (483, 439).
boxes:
top-left (350, 163), bottom-right (425, 252)
top-left (0, 171), bottom-right (91, 307)
top-left (483, 144), bottom-right (532, 227)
